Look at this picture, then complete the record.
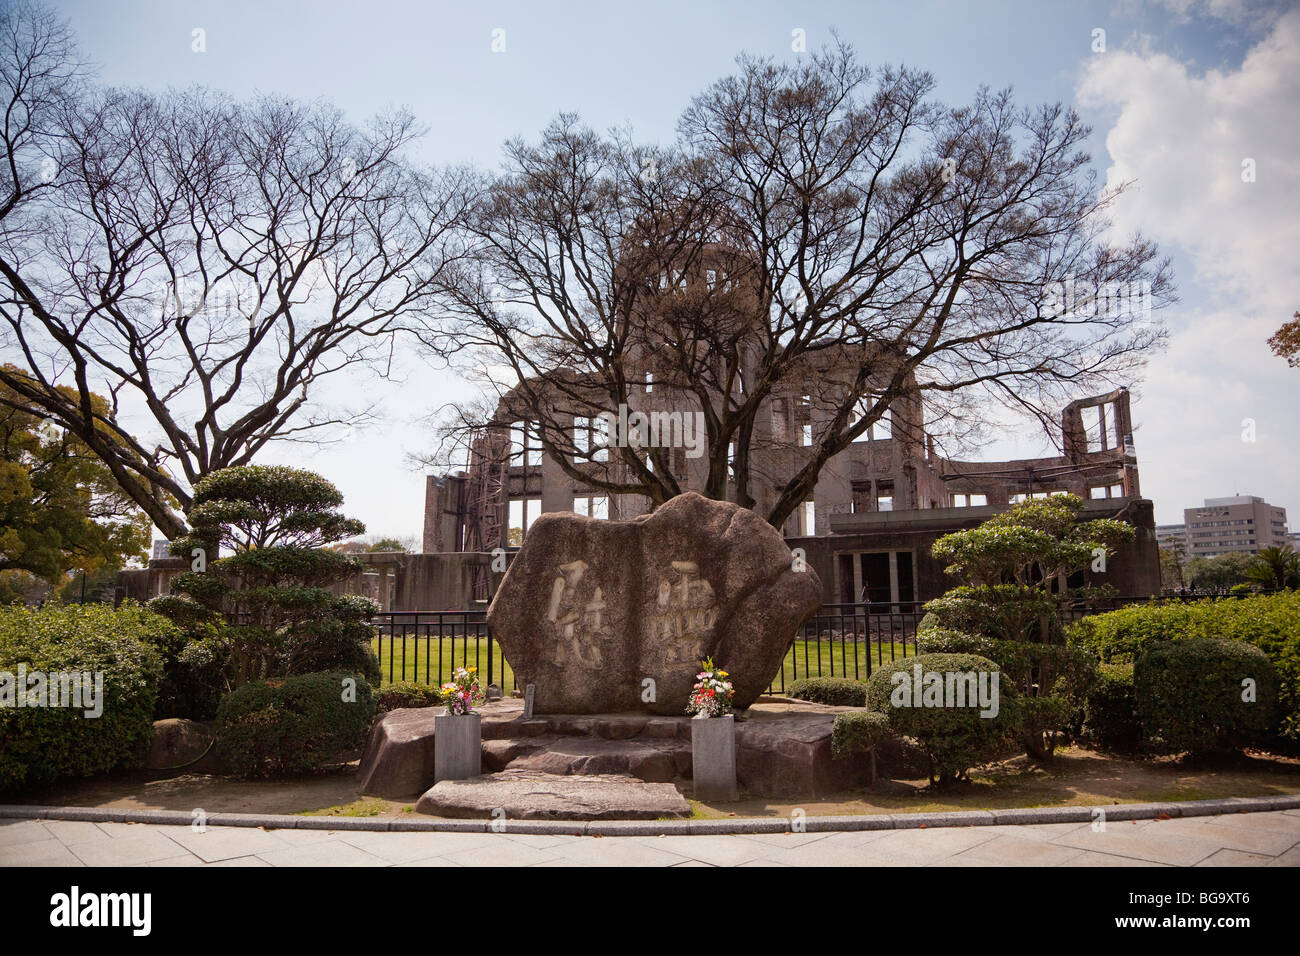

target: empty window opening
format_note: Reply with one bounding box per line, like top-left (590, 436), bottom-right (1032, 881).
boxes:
top-left (510, 422), bottom-right (543, 467)
top-left (875, 479), bottom-right (894, 512)
top-left (573, 416), bottom-right (609, 463)
top-left (851, 481), bottom-right (871, 514)
top-left (1084, 402), bottom-right (1120, 453)
top-left (801, 501), bottom-right (816, 536)
top-left (508, 497), bottom-right (543, 541)
top-left (573, 495), bottom-right (609, 520)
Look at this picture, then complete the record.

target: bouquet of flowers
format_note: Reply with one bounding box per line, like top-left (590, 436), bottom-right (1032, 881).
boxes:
top-left (686, 657), bottom-right (735, 717)
top-left (440, 666), bottom-right (484, 716)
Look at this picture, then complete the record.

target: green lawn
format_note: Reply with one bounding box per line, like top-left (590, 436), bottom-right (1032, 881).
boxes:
top-left (770, 640), bottom-right (918, 691)
top-left (371, 635), bottom-right (515, 688)
top-left (371, 634), bottom-right (913, 692)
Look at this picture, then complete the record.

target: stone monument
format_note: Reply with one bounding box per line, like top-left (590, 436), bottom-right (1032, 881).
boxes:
top-left (487, 493), bottom-right (822, 715)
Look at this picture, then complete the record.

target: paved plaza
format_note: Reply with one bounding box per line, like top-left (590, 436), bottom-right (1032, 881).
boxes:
top-left (3, 809), bottom-right (1298, 867)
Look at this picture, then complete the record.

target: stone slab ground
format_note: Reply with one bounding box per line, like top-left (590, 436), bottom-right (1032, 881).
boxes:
top-left (414, 769), bottom-right (691, 820)
top-left (3, 808), bottom-right (1298, 867)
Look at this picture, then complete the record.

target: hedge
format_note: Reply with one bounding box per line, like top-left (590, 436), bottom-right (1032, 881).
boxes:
top-left (375, 681), bottom-right (443, 713)
top-left (0, 602), bottom-right (166, 793)
top-left (787, 676), bottom-right (868, 707)
top-left (831, 710), bottom-right (891, 759)
top-left (1081, 662), bottom-right (1140, 750)
top-left (1068, 592), bottom-right (1300, 739)
top-left (865, 653), bottom-right (1018, 785)
top-left (216, 670), bottom-right (376, 777)
top-left (1134, 638), bottom-right (1277, 756)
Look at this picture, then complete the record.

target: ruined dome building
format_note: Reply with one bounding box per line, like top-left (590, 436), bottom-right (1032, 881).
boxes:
top-left (423, 241), bottom-right (1160, 607)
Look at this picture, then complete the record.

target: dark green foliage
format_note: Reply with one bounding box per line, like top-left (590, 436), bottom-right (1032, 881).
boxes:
top-left (787, 676), bottom-right (868, 707)
top-left (865, 653), bottom-right (1018, 786)
top-left (922, 586), bottom-right (1062, 643)
top-left (1134, 638), bottom-right (1277, 756)
top-left (179, 466), bottom-right (364, 552)
top-left (1068, 592), bottom-right (1300, 740)
top-left (831, 710), bottom-right (890, 759)
top-left (1081, 663), bottom-right (1140, 750)
top-left (917, 627), bottom-right (997, 658)
top-left (215, 670), bottom-right (376, 777)
top-left (923, 494), bottom-right (1126, 761)
top-left (136, 615), bottom-right (226, 721)
top-left (151, 466), bottom-right (380, 708)
top-left (375, 681), bottom-right (443, 713)
top-left (0, 603), bottom-right (164, 793)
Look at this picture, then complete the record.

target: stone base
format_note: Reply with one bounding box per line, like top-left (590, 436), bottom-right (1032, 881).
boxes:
top-left (358, 697), bottom-right (881, 802)
top-left (434, 713), bottom-right (482, 781)
top-left (691, 715), bottom-right (738, 802)
top-left (357, 708), bottom-right (440, 797)
top-left (415, 769), bottom-right (691, 820)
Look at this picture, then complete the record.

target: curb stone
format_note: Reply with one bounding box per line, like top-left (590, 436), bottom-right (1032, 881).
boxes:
top-left (2, 793), bottom-right (1299, 836)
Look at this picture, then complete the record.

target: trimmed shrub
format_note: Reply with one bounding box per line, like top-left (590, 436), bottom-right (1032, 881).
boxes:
top-left (151, 465), bottom-right (381, 693)
top-left (1134, 638), bottom-right (1277, 756)
top-left (831, 710), bottom-right (890, 759)
top-left (865, 653), bottom-right (1018, 786)
top-left (920, 625), bottom-right (1095, 759)
top-left (832, 710), bottom-right (890, 785)
top-left (375, 681), bottom-right (443, 713)
top-left (0, 602), bottom-right (165, 793)
top-left (1081, 663), bottom-right (1139, 750)
top-left (917, 627), bottom-right (997, 658)
top-left (138, 595), bottom-right (226, 720)
top-left (1069, 592), bottom-right (1300, 740)
top-left (922, 586), bottom-right (1062, 643)
top-left (215, 670), bottom-right (376, 778)
top-left (787, 676), bottom-right (868, 707)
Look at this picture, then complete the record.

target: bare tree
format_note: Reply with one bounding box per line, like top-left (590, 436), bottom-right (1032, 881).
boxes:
top-left (0, 3), bottom-right (472, 538)
top-left (430, 41), bottom-right (1172, 529)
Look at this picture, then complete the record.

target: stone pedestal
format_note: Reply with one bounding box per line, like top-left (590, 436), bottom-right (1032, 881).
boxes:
top-left (691, 714), bottom-right (738, 801)
top-left (434, 712), bottom-right (482, 782)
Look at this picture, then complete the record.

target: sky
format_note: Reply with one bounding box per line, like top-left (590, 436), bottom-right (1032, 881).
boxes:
top-left (36, 0), bottom-right (1300, 535)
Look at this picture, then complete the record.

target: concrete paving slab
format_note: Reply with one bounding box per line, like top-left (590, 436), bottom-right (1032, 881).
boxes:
top-left (946, 834), bottom-right (1088, 866)
top-left (1194, 848), bottom-right (1274, 866)
top-left (0, 837), bottom-right (84, 866)
top-left (341, 830), bottom-right (499, 863)
top-left (67, 830), bottom-right (186, 866)
top-left (1054, 827), bottom-right (1225, 866)
top-left (440, 841), bottom-right (564, 867)
top-left (0, 819), bottom-right (51, 848)
top-left (630, 834), bottom-right (767, 866)
top-left (539, 837), bottom-right (692, 867)
top-left (163, 825), bottom-right (295, 862)
top-left (254, 841), bottom-right (388, 867)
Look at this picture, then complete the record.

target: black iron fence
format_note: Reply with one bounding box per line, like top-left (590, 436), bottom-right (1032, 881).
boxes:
top-left (369, 591), bottom-right (1276, 693)
top-left (368, 602), bottom-right (928, 693)
top-left (370, 610), bottom-right (503, 689)
top-left (767, 601), bottom-right (926, 693)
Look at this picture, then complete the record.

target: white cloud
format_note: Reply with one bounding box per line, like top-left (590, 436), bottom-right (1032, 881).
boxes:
top-left (1078, 9), bottom-right (1300, 523)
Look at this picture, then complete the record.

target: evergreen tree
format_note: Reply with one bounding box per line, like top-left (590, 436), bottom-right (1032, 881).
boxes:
top-left (151, 465), bottom-right (380, 708)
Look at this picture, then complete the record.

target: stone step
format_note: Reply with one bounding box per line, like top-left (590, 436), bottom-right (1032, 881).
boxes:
top-left (415, 769), bottom-right (691, 820)
top-left (492, 735), bottom-right (688, 782)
